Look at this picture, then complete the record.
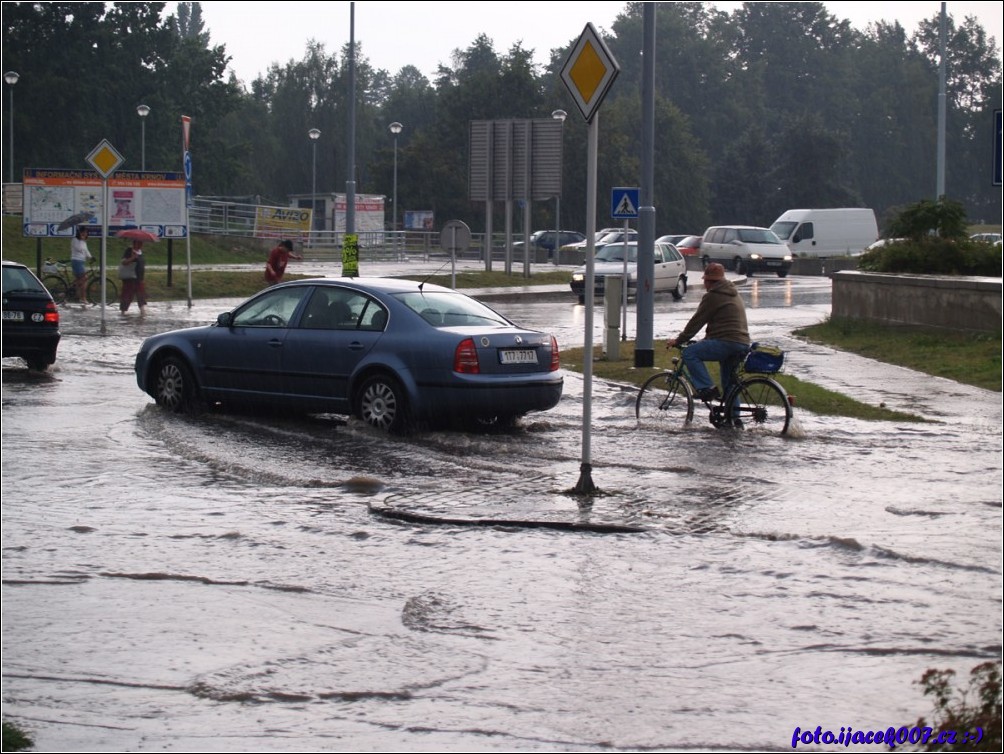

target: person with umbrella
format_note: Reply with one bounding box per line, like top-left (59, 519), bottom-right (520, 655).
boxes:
top-left (116, 229), bottom-right (157, 315)
top-left (70, 226), bottom-right (93, 306)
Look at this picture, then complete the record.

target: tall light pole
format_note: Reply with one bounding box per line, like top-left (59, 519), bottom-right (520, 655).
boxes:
top-left (389, 121), bottom-right (402, 233)
top-left (136, 104), bottom-right (150, 171)
top-left (551, 109), bottom-right (567, 264)
top-left (5, 71), bottom-right (19, 183)
top-left (309, 128), bottom-right (321, 237)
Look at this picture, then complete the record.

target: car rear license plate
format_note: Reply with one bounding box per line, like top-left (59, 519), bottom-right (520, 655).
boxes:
top-left (499, 349), bottom-right (538, 365)
top-left (3, 310), bottom-right (24, 321)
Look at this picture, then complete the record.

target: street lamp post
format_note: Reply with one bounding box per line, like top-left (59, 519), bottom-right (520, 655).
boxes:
top-left (5, 71), bottom-right (19, 183)
top-left (551, 109), bottom-right (567, 264)
top-left (136, 104), bottom-right (150, 171)
top-left (389, 122), bottom-right (403, 235)
top-left (308, 128), bottom-right (321, 239)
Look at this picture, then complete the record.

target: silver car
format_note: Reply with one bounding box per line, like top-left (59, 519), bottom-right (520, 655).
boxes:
top-left (569, 241), bottom-right (688, 304)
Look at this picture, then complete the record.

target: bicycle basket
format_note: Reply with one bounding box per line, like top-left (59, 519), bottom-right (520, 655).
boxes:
top-left (744, 343), bottom-right (785, 374)
top-left (42, 259), bottom-right (60, 273)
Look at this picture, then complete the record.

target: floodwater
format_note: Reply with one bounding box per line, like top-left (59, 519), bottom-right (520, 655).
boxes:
top-left (2, 271), bottom-right (1001, 752)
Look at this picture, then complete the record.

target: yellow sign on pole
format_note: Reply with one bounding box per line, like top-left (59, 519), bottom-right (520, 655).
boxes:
top-left (86, 139), bottom-right (125, 179)
top-left (560, 23), bottom-right (620, 123)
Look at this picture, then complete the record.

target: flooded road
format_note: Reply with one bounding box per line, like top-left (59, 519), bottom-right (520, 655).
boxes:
top-left (3, 272), bottom-right (1001, 751)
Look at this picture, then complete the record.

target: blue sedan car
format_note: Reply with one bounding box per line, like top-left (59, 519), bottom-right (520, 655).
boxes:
top-left (134, 277), bottom-right (563, 432)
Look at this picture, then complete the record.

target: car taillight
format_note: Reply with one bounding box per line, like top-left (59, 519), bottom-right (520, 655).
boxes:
top-left (44, 300), bottom-right (59, 325)
top-left (549, 335), bottom-right (560, 371)
top-left (453, 338), bottom-right (480, 374)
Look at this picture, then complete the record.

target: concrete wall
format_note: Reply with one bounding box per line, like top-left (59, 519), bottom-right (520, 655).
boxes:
top-left (831, 271), bottom-right (1002, 334)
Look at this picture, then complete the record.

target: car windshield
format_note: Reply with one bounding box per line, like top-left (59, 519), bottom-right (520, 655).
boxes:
top-left (770, 222), bottom-right (797, 240)
top-left (394, 290), bottom-right (512, 328)
top-left (738, 228), bottom-right (784, 244)
top-left (3, 265), bottom-right (47, 294)
top-left (595, 231), bottom-right (630, 245)
top-left (595, 244), bottom-right (637, 263)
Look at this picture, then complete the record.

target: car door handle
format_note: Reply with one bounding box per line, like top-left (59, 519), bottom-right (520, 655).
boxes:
top-left (348, 341), bottom-right (366, 351)
top-left (268, 339), bottom-right (284, 348)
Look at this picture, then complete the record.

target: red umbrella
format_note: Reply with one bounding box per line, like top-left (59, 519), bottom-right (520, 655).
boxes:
top-left (116, 229), bottom-right (159, 242)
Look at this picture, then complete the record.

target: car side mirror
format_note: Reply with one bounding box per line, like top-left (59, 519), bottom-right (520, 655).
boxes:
top-left (216, 312), bottom-right (233, 328)
top-left (792, 234), bottom-right (801, 243)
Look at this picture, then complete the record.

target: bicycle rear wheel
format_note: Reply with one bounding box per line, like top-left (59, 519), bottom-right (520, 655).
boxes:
top-left (41, 275), bottom-right (70, 304)
top-left (635, 371), bottom-right (694, 425)
top-left (728, 376), bottom-right (792, 435)
top-left (87, 276), bottom-right (118, 305)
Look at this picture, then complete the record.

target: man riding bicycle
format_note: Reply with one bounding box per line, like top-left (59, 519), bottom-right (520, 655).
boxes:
top-left (665, 262), bottom-right (750, 402)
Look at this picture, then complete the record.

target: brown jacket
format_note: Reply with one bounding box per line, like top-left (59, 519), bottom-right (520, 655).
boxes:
top-left (676, 279), bottom-right (750, 345)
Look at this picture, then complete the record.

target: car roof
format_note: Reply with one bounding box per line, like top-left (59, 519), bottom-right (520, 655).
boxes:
top-left (273, 276), bottom-right (458, 295)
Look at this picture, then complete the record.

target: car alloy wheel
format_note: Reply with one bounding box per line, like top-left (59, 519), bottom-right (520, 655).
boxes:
top-left (356, 374), bottom-right (407, 432)
top-left (155, 356), bottom-right (194, 412)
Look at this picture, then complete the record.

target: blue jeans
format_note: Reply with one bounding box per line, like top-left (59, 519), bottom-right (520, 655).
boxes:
top-left (682, 339), bottom-right (750, 397)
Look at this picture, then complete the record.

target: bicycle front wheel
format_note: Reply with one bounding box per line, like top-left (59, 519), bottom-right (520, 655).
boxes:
top-left (41, 275), bottom-right (69, 304)
top-left (87, 277), bottom-right (118, 305)
top-left (729, 376), bottom-right (792, 435)
top-left (636, 371), bottom-right (694, 426)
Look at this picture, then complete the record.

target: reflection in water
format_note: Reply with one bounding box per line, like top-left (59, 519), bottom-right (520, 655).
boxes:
top-left (2, 295), bottom-right (1001, 752)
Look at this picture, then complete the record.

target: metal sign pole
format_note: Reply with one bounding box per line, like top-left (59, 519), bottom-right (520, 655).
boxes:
top-left (574, 114), bottom-right (599, 494)
top-left (622, 219), bottom-right (629, 340)
top-left (100, 179), bottom-right (108, 335)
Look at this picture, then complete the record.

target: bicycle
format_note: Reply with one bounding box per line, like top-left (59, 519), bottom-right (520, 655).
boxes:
top-left (635, 341), bottom-right (793, 435)
top-left (41, 258), bottom-right (119, 306)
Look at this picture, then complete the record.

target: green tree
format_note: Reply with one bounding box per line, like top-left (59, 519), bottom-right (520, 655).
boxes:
top-left (770, 113), bottom-right (861, 212)
top-left (915, 12), bottom-right (1003, 223)
top-left (886, 197), bottom-right (969, 240)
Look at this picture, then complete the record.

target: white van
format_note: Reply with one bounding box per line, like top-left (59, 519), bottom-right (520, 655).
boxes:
top-left (770, 208), bottom-right (878, 258)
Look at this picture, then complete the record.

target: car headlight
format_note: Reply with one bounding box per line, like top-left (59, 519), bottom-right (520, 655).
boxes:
top-left (749, 253), bottom-right (762, 260)
top-left (784, 255), bottom-right (792, 262)
top-left (572, 273), bottom-right (584, 282)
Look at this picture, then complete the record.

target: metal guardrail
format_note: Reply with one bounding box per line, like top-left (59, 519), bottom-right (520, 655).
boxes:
top-left (188, 197), bottom-right (548, 265)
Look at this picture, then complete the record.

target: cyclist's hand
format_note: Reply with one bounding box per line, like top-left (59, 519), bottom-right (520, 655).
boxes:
top-left (666, 337), bottom-right (678, 348)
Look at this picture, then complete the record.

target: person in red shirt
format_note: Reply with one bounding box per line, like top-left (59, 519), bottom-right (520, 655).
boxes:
top-left (264, 240), bottom-right (302, 284)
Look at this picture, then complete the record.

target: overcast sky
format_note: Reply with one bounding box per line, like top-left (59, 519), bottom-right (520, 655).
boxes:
top-left (177, 1), bottom-right (1004, 87)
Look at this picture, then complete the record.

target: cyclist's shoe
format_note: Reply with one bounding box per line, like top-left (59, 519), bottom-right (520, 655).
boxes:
top-left (731, 419), bottom-right (744, 430)
top-left (696, 386), bottom-right (721, 402)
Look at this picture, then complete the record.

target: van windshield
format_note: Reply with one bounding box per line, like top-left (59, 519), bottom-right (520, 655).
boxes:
top-left (770, 222), bottom-right (797, 240)
top-left (738, 228), bottom-right (784, 245)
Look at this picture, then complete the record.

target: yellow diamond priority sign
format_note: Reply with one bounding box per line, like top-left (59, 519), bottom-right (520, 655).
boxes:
top-left (86, 139), bottom-right (125, 179)
top-left (560, 23), bottom-right (620, 123)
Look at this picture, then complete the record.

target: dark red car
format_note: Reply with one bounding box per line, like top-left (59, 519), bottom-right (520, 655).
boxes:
top-left (674, 235), bottom-right (702, 256)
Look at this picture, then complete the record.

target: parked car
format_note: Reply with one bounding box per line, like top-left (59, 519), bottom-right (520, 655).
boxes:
top-left (513, 230), bottom-right (586, 256)
top-left (670, 234), bottom-right (702, 256)
top-left (700, 226), bottom-right (792, 277)
top-left (864, 238), bottom-right (907, 251)
top-left (970, 232), bottom-right (1002, 245)
top-left (134, 277), bottom-right (563, 432)
top-left (560, 228), bottom-right (638, 252)
top-left (569, 241), bottom-right (687, 303)
top-left (3, 259), bottom-right (61, 371)
top-left (656, 234), bottom-right (688, 246)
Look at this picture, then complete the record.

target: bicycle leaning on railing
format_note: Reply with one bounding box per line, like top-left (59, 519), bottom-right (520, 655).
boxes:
top-left (635, 341), bottom-right (794, 435)
top-left (41, 258), bottom-right (119, 306)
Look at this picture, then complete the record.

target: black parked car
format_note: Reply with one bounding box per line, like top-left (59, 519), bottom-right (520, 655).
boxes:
top-left (3, 260), bottom-right (61, 371)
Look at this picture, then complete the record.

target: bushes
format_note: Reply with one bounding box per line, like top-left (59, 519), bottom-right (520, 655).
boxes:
top-left (915, 661), bottom-right (1002, 751)
top-left (857, 237), bottom-right (1002, 276)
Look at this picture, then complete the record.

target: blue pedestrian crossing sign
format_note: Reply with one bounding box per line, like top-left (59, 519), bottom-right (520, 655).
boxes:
top-left (611, 187), bottom-right (640, 219)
